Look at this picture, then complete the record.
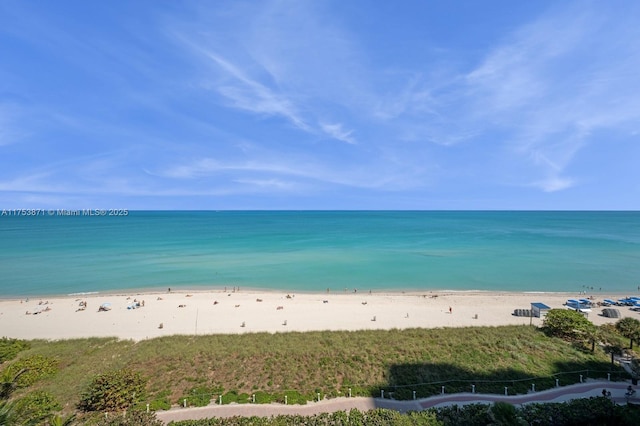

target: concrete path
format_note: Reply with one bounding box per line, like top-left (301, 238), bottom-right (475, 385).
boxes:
top-left (157, 380), bottom-right (639, 424)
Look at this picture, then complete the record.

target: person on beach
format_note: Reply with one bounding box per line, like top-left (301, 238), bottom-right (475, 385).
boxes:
top-left (449, 306), bottom-right (452, 314)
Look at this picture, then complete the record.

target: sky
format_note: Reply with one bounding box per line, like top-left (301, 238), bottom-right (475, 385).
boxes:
top-left (1, 0), bottom-right (639, 210)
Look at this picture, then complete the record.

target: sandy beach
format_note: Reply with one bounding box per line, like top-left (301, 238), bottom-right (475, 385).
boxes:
top-left (1, 289), bottom-right (638, 341)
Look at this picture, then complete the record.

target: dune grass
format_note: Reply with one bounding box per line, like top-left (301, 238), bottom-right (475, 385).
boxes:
top-left (5, 325), bottom-right (629, 412)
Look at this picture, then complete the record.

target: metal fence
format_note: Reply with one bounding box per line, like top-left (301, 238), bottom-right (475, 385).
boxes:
top-left (163, 369), bottom-right (632, 409)
top-left (377, 369), bottom-right (631, 400)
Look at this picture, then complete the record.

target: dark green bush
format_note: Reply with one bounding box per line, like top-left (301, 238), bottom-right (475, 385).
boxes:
top-left (95, 410), bottom-right (163, 425)
top-left (519, 397), bottom-right (640, 425)
top-left (0, 337), bottom-right (30, 363)
top-left (220, 390), bottom-right (238, 404)
top-left (169, 409), bottom-right (443, 425)
top-left (489, 401), bottom-right (526, 425)
top-left (236, 393), bottom-right (251, 404)
top-left (167, 402), bottom-right (639, 426)
top-left (79, 369), bottom-right (147, 412)
top-left (543, 309), bottom-right (593, 340)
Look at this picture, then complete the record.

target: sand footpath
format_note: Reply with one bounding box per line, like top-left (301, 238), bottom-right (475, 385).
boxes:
top-left (1, 289), bottom-right (638, 341)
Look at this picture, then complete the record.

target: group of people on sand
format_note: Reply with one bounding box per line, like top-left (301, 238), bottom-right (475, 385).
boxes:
top-left (25, 301), bottom-right (52, 315)
top-left (25, 306), bottom-right (51, 315)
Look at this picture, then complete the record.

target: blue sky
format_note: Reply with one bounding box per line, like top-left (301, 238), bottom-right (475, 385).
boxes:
top-left (1, 0), bottom-right (639, 210)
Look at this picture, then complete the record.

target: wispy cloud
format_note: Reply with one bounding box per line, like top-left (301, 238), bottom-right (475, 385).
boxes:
top-left (232, 178), bottom-right (296, 190)
top-left (532, 176), bottom-right (575, 193)
top-left (160, 157), bottom-right (294, 180)
top-left (158, 153), bottom-right (426, 192)
top-left (198, 49), bottom-right (310, 131)
top-left (166, 1), bottom-right (369, 145)
top-left (2, 0), bottom-right (638, 208)
top-left (168, 1), bottom-right (632, 196)
top-left (319, 122), bottom-right (356, 144)
top-left (459, 3), bottom-right (640, 191)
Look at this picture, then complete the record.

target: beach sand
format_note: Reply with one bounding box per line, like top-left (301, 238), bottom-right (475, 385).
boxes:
top-left (1, 290), bottom-right (637, 341)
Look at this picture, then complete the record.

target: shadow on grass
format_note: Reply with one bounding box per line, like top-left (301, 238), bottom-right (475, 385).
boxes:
top-left (370, 359), bottom-right (629, 405)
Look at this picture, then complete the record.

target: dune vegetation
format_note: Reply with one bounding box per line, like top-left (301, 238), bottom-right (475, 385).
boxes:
top-left (1, 316), bottom-right (639, 424)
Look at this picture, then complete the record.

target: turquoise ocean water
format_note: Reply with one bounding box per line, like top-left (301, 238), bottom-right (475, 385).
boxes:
top-left (1, 211), bottom-right (639, 297)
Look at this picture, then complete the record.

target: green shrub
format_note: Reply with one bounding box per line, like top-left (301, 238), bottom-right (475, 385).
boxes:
top-left (11, 390), bottom-right (61, 424)
top-left (0, 368), bottom-right (25, 399)
top-left (182, 386), bottom-right (213, 407)
top-left (0, 401), bottom-right (16, 425)
top-left (490, 401), bottom-right (527, 425)
top-left (148, 398), bottom-right (171, 411)
top-left (4, 354), bottom-right (58, 388)
top-left (518, 397), bottom-right (640, 425)
top-left (0, 337), bottom-right (30, 363)
top-left (616, 317), bottom-right (640, 349)
top-left (221, 390), bottom-right (238, 404)
top-left (253, 390), bottom-right (274, 404)
top-left (283, 390), bottom-right (307, 405)
top-left (166, 403), bottom-right (640, 425)
top-left (79, 369), bottom-right (147, 412)
top-left (346, 408), bottom-right (365, 426)
top-left (217, 391), bottom-right (251, 405)
top-left (434, 403), bottom-right (491, 426)
top-left (147, 390), bottom-right (172, 411)
top-left (47, 413), bottom-right (77, 426)
top-left (543, 309), bottom-right (592, 340)
top-left (95, 410), bottom-right (163, 425)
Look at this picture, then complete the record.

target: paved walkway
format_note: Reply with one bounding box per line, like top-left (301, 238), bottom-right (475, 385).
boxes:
top-left (157, 380), bottom-right (639, 424)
